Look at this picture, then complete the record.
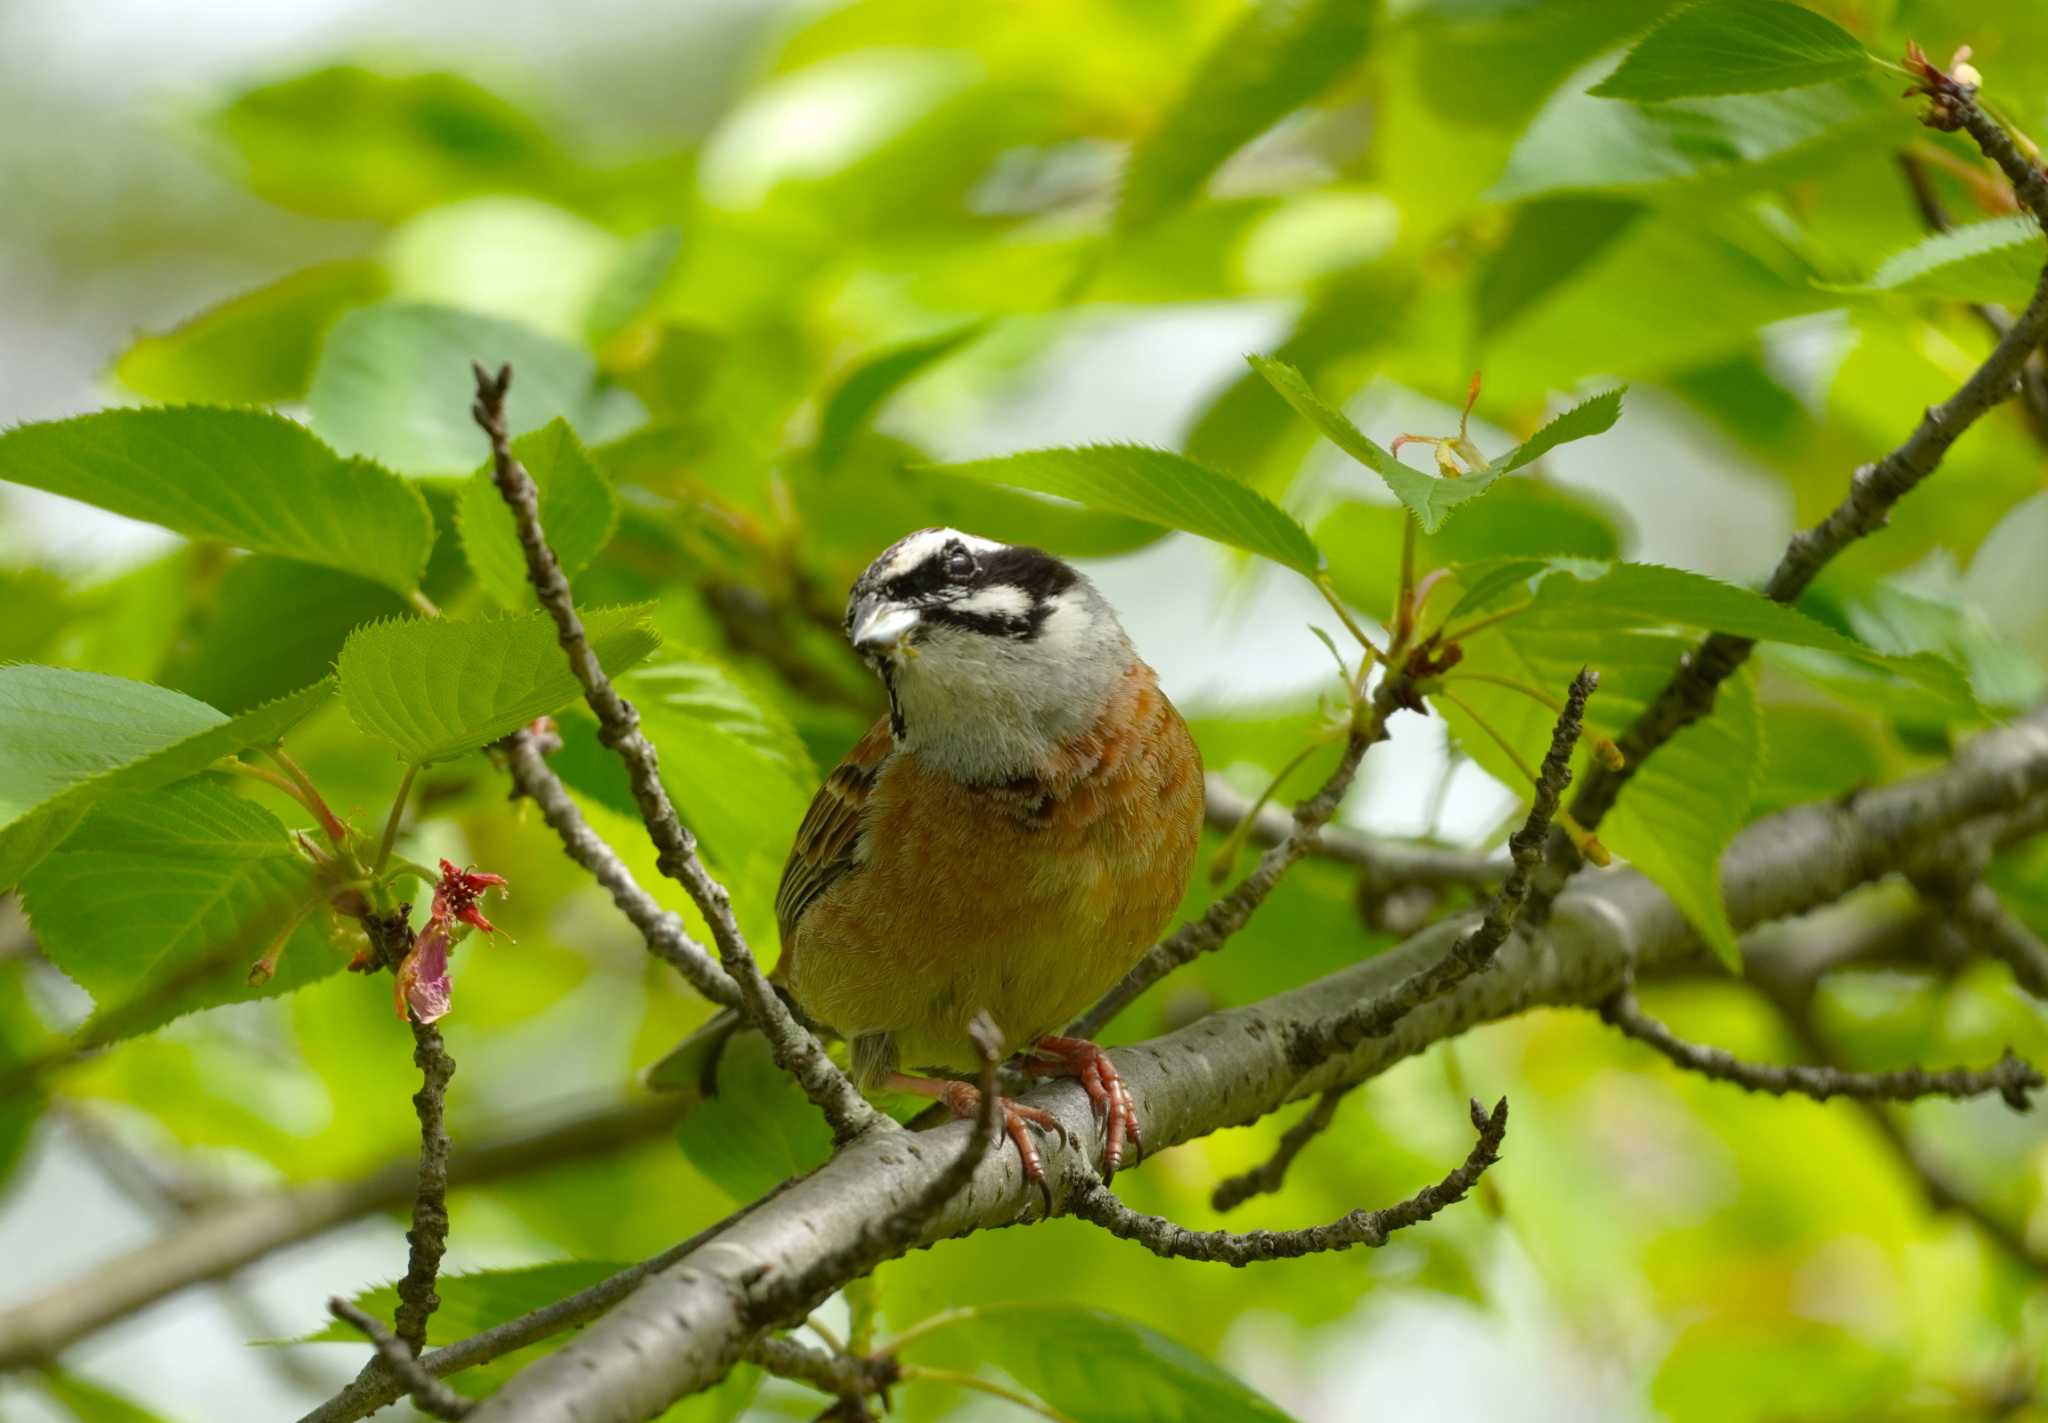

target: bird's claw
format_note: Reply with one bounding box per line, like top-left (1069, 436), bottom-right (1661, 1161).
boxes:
top-left (1023, 1035), bottom-right (1143, 1181)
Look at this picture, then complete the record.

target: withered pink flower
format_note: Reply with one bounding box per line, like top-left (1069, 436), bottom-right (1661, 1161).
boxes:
top-left (433, 858), bottom-right (509, 936)
top-left (395, 918), bottom-right (454, 1023)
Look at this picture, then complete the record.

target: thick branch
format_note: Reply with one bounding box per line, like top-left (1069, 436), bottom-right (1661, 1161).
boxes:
top-left (1599, 989), bottom-right (2040, 1109)
top-left (1073, 1097), bottom-right (1505, 1264)
top-left (1948, 882), bottom-right (2048, 999)
top-left (472, 363), bottom-right (875, 1144)
top-left (459, 710), bottom-right (2048, 1423)
top-left (501, 729), bottom-right (740, 1009)
top-left (0, 1097), bottom-right (682, 1367)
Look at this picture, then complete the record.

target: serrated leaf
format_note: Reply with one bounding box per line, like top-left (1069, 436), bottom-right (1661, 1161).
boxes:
top-left (0, 407), bottom-right (434, 596)
top-left (337, 604), bottom-right (660, 765)
top-left (1317, 487), bottom-right (1623, 613)
top-left (298, 1262), bottom-right (626, 1344)
top-left (307, 301), bottom-right (643, 475)
top-left (1116, 0), bottom-right (1375, 235)
top-left (1590, 0), bottom-right (1871, 101)
top-left (1435, 626), bottom-right (1759, 967)
top-left (165, 558), bottom-right (406, 713)
top-left (1843, 216), bottom-right (2042, 308)
top-left (22, 781), bottom-right (337, 1041)
top-left (1250, 356), bottom-right (1503, 533)
top-left (946, 1304), bottom-right (1297, 1423)
top-left (677, 1029), bottom-right (835, 1202)
top-left (0, 668), bottom-right (332, 890)
top-left (112, 260), bottom-right (388, 405)
top-left (458, 419), bottom-right (619, 608)
top-left (1495, 388), bottom-right (1627, 474)
top-left (815, 323), bottom-right (985, 472)
top-left (1467, 558), bottom-right (1977, 710)
top-left (923, 443), bottom-right (1321, 573)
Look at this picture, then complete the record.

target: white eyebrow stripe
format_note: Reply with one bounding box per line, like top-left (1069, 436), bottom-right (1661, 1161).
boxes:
top-left (876, 527), bottom-right (1004, 582)
top-left (951, 584), bottom-right (1031, 619)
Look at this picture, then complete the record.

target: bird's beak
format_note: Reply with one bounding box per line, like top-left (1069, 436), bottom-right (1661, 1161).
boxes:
top-left (849, 597), bottom-right (922, 654)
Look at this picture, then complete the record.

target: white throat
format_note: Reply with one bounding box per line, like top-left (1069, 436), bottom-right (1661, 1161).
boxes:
top-left (886, 584), bottom-right (1129, 784)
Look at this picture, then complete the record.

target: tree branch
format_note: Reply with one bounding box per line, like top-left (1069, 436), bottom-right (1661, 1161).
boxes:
top-left (499, 726), bottom-right (740, 1009)
top-left (394, 1020), bottom-right (456, 1355)
top-left (327, 1299), bottom-right (473, 1421)
top-left (1073, 1097), bottom-right (1505, 1264)
top-left (0, 1096), bottom-right (683, 1367)
top-left (457, 709), bottom-right (2048, 1423)
top-left (1568, 73), bottom-right (2048, 835)
top-left (472, 363), bottom-right (876, 1144)
top-left (1947, 882), bottom-right (2048, 999)
top-left (1209, 1083), bottom-right (1358, 1212)
top-left (1598, 988), bottom-right (2040, 1108)
top-left (1200, 773), bottom-right (1504, 889)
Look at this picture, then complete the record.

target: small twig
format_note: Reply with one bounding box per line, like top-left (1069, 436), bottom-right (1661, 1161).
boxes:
top-left (746, 1333), bottom-right (898, 1407)
top-left (1946, 882), bottom-right (2048, 1000)
top-left (473, 363), bottom-right (874, 1143)
top-left (327, 1298), bottom-right (473, 1420)
top-left (500, 729), bottom-right (740, 1009)
top-left (1210, 1082), bottom-right (1359, 1212)
top-left (897, 1366), bottom-right (1080, 1423)
top-left (1071, 670), bottom-right (1414, 1038)
top-left (1599, 988), bottom-right (2042, 1110)
top-left (1070, 1098), bottom-right (1507, 1264)
top-left (1289, 670), bottom-right (1594, 1064)
top-left (395, 1019), bottom-right (456, 1354)
top-left (374, 764), bottom-right (419, 878)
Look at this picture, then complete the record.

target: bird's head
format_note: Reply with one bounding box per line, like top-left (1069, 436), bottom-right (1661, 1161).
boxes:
top-left (844, 527), bottom-right (1133, 783)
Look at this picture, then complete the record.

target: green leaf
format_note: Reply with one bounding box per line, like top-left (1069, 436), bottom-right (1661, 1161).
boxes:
top-left (1591, 0), bottom-right (1870, 101)
top-left (0, 668), bottom-right (332, 890)
top-left (1844, 215), bottom-right (2042, 308)
top-left (815, 323), bottom-right (985, 472)
top-left (458, 419), bottom-right (619, 608)
top-left (301, 1262), bottom-right (625, 1344)
top-left (923, 443), bottom-right (1321, 574)
top-left (337, 604), bottom-right (660, 765)
top-left (586, 227), bottom-right (683, 344)
top-left (207, 65), bottom-right (572, 223)
top-left (165, 558), bottom-right (407, 714)
top-left (307, 301), bottom-right (643, 475)
top-left (111, 260), bottom-right (389, 405)
top-left (945, 1304), bottom-right (1297, 1423)
top-left (0, 407), bottom-right (434, 597)
top-left (1479, 559), bottom-right (1977, 709)
top-left (676, 1029), bottom-right (834, 1202)
top-left (39, 1370), bottom-right (177, 1423)
top-left (1116, 0), bottom-right (1375, 235)
top-left (1250, 356), bottom-right (1502, 533)
top-left (22, 781), bottom-right (337, 1040)
top-left (1495, 388), bottom-right (1627, 474)
top-left (1492, 76), bottom-right (1886, 202)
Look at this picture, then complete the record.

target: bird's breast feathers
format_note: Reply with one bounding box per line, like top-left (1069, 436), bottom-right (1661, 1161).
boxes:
top-left (777, 661), bottom-right (1201, 1069)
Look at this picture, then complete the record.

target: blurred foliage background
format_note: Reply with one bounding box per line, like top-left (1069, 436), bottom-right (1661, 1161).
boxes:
top-left (2, 0), bottom-right (2048, 1419)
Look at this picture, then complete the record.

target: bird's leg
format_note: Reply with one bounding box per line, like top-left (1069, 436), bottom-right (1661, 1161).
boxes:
top-left (883, 1072), bottom-right (1068, 1192)
top-left (1019, 1035), bottom-right (1141, 1180)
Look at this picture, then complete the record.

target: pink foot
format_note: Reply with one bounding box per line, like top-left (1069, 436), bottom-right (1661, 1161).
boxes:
top-left (1023, 1035), bottom-right (1142, 1180)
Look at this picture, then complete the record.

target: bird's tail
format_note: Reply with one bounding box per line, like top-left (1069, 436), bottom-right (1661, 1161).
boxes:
top-left (644, 1007), bottom-right (746, 1100)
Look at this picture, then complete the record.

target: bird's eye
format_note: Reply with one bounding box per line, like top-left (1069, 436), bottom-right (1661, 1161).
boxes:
top-left (943, 544), bottom-right (977, 579)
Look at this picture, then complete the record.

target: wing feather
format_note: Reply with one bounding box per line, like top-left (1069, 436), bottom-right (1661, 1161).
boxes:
top-left (774, 717), bottom-right (893, 946)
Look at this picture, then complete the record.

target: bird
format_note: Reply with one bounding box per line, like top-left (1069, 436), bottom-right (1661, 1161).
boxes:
top-left (653, 527), bottom-right (1204, 1184)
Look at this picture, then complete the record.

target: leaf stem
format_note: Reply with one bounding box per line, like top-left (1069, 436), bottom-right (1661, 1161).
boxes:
top-left (265, 748), bottom-right (348, 846)
top-left (1435, 598), bottom-right (1534, 647)
top-left (878, 1306), bottom-right (983, 1357)
top-left (1393, 517), bottom-right (1418, 651)
top-left (1445, 674), bottom-right (1625, 769)
top-left (1315, 575), bottom-right (1383, 668)
top-left (215, 757), bottom-right (314, 805)
top-left (897, 1366), bottom-right (1080, 1423)
top-left (408, 589), bottom-right (443, 619)
top-left (1207, 740), bottom-right (1322, 884)
top-left (374, 764), bottom-right (420, 878)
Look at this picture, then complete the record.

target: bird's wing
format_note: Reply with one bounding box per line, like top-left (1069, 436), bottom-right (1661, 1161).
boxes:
top-left (774, 715), bottom-right (894, 949)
